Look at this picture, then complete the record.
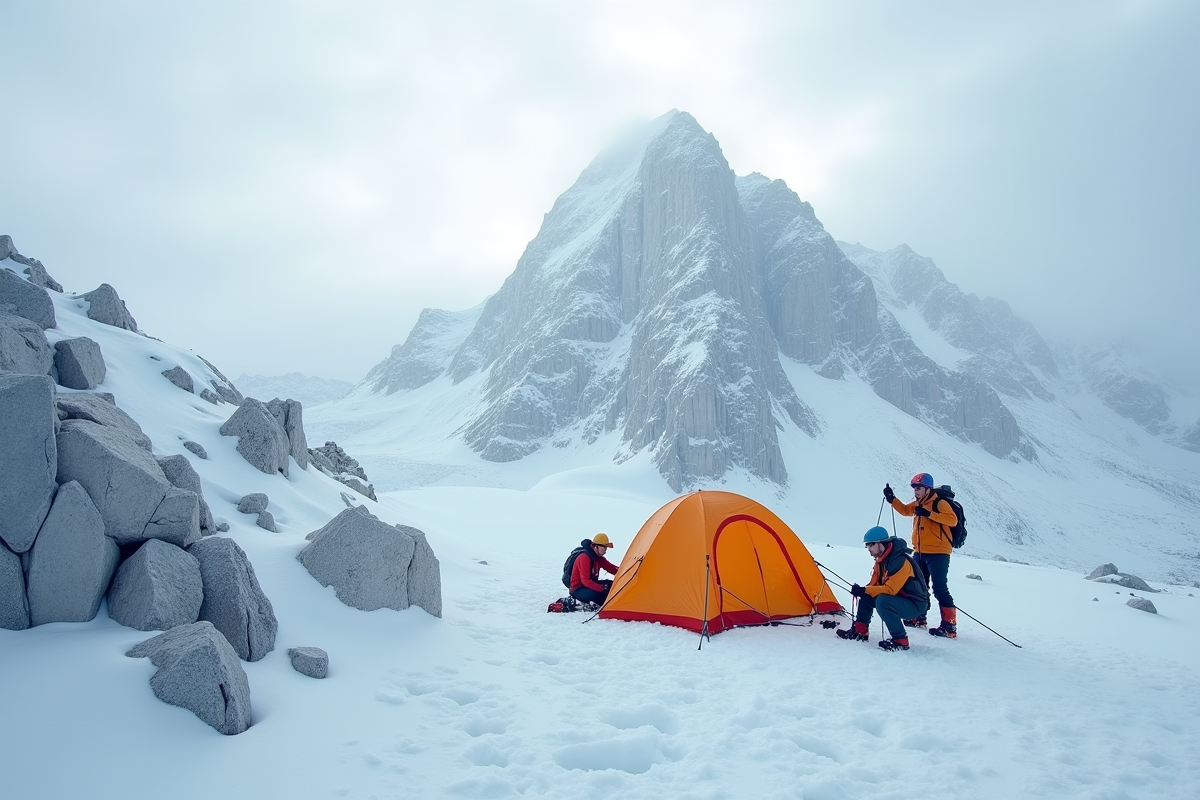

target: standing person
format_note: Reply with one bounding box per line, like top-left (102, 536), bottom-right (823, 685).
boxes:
top-left (884, 472), bottom-right (959, 638)
top-left (567, 533), bottom-right (620, 609)
top-left (836, 527), bottom-right (930, 651)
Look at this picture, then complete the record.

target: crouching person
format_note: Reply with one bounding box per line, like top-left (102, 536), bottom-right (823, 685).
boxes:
top-left (568, 533), bottom-right (620, 610)
top-left (837, 527), bottom-right (930, 651)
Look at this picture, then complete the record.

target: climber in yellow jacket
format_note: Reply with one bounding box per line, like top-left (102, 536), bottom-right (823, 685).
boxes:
top-left (884, 472), bottom-right (959, 638)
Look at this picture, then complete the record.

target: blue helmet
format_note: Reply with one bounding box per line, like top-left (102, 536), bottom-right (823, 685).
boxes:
top-left (863, 526), bottom-right (891, 544)
top-left (910, 472), bottom-right (934, 488)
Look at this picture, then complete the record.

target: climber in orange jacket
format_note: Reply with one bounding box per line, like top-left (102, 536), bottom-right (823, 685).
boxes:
top-left (885, 472), bottom-right (959, 638)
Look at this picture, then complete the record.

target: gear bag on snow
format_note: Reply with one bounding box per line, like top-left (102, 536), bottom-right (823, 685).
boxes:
top-left (561, 546), bottom-right (591, 588)
top-left (932, 485), bottom-right (968, 548)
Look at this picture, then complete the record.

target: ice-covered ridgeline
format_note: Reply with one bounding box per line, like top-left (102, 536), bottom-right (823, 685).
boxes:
top-left (841, 240), bottom-right (1200, 453)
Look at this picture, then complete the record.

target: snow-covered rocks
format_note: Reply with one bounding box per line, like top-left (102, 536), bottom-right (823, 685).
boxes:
top-left (188, 536), bottom-right (277, 662)
top-left (219, 397), bottom-right (291, 476)
top-left (107, 539), bottom-right (204, 631)
top-left (156, 454), bottom-right (215, 535)
top-left (79, 283), bottom-right (138, 331)
top-left (56, 419), bottom-right (201, 547)
top-left (56, 391), bottom-right (153, 451)
top-left (126, 621), bottom-right (252, 735)
top-left (0, 265), bottom-right (56, 329)
top-left (0, 311), bottom-right (53, 375)
top-left (298, 508), bottom-right (442, 617)
top-left (1126, 597), bottom-right (1157, 614)
top-left (161, 365), bottom-right (194, 393)
top-left (288, 646), bottom-right (328, 679)
top-left (0, 374), bottom-right (58, 553)
top-left (25, 480), bottom-right (119, 625)
top-left (183, 440), bottom-right (207, 459)
top-left (53, 337), bottom-right (106, 389)
top-left (309, 440), bottom-right (376, 500)
top-left (237, 493), bottom-right (269, 514)
top-left (255, 510), bottom-right (276, 532)
top-left (266, 398), bottom-right (309, 469)
top-left (1086, 565), bottom-right (1160, 593)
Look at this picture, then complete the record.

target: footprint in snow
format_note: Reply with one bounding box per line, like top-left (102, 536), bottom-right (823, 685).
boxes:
top-left (601, 703), bottom-right (679, 734)
top-left (553, 730), bottom-right (684, 774)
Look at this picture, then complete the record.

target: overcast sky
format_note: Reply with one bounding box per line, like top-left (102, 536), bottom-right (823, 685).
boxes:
top-left (3, 1), bottom-right (1197, 390)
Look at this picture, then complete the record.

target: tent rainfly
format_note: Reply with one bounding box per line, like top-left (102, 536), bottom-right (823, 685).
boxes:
top-left (599, 491), bottom-right (842, 634)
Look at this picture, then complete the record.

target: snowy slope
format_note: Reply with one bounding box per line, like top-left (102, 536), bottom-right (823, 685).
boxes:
top-left (5, 262), bottom-right (1200, 800)
top-left (234, 372), bottom-right (353, 407)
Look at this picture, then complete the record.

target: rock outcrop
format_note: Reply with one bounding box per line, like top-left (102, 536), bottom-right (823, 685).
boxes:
top-left (56, 419), bottom-right (200, 547)
top-left (156, 454), bottom-right (215, 535)
top-left (287, 646), bottom-right (328, 679)
top-left (298, 508), bottom-right (441, 616)
top-left (0, 266), bottom-right (56, 329)
top-left (53, 337), bottom-right (106, 390)
top-left (188, 537), bottom-right (277, 662)
top-left (309, 441), bottom-right (376, 500)
top-left (126, 621), bottom-right (252, 735)
top-left (56, 392), bottom-right (153, 451)
top-left (26, 480), bottom-right (120, 625)
top-left (219, 398), bottom-right (290, 476)
top-left (366, 307), bottom-right (482, 394)
top-left (237, 493), bottom-right (268, 514)
top-left (266, 398), bottom-right (309, 469)
top-left (0, 236), bottom-right (62, 292)
top-left (79, 283), bottom-right (138, 332)
top-left (0, 311), bottom-right (53, 376)
top-left (0, 374), bottom-right (58, 553)
top-left (161, 366), bottom-right (194, 393)
top-left (107, 539), bottom-right (204, 632)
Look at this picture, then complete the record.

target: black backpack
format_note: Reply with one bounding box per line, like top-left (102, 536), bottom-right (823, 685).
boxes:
top-left (561, 546), bottom-right (591, 588)
top-left (932, 485), bottom-right (967, 548)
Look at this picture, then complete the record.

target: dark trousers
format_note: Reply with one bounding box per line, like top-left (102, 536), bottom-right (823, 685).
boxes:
top-left (855, 593), bottom-right (924, 639)
top-left (571, 583), bottom-right (610, 604)
top-left (915, 553), bottom-right (954, 609)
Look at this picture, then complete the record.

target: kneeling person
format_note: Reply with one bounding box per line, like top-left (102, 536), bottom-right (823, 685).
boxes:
top-left (568, 533), bottom-right (620, 608)
top-left (837, 527), bottom-right (930, 651)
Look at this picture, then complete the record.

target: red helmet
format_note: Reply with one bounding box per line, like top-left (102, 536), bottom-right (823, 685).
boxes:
top-left (910, 472), bottom-right (934, 488)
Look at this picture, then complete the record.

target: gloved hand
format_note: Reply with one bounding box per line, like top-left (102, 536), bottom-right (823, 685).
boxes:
top-left (883, 484), bottom-right (895, 503)
top-left (913, 506), bottom-right (930, 518)
top-left (850, 583), bottom-right (866, 598)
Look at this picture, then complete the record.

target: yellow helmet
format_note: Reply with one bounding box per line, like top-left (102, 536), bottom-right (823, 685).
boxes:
top-left (592, 533), bottom-right (613, 547)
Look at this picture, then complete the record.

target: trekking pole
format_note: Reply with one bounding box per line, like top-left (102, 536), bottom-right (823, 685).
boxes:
top-left (954, 605), bottom-right (1022, 648)
top-left (876, 497), bottom-right (885, 526)
top-left (813, 560), bottom-right (853, 591)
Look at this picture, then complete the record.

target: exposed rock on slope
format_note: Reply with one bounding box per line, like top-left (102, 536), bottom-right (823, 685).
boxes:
top-left (742, 178), bottom-right (1031, 459)
top-left (366, 307), bottom-right (481, 395)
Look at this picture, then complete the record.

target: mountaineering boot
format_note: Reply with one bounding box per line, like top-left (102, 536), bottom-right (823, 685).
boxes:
top-left (878, 637), bottom-right (910, 651)
top-left (929, 606), bottom-right (957, 638)
top-left (902, 616), bottom-right (927, 628)
top-left (836, 621), bottom-right (869, 642)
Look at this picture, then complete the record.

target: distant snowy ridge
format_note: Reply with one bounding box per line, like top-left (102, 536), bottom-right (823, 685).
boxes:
top-left (235, 372), bottom-right (352, 407)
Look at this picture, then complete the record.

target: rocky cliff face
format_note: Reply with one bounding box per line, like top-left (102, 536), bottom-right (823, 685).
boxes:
top-left (370, 112), bottom-right (819, 489)
top-left (741, 177), bottom-right (1031, 460)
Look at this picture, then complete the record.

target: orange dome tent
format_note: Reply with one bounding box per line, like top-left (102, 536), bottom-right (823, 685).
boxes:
top-left (598, 491), bottom-right (842, 634)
